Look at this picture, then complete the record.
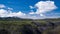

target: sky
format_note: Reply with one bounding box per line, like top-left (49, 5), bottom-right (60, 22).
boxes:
top-left (0, 0), bottom-right (60, 19)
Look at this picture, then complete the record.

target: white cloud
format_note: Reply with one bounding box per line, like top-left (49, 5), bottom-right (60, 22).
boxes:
top-left (29, 11), bottom-right (35, 14)
top-left (0, 9), bottom-right (8, 17)
top-left (29, 1), bottom-right (58, 18)
top-left (0, 4), bottom-right (26, 18)
top-left (0, 9), bottom-right (26, 17)
top-left (29, 6), bottom-right (34, 9)
top-left (8, 7), bottom-right (13, 10)
top-left (0, 4), bottom-right (6, 8)
top-left (7, 11), bottom-right (26, 17)
top-left (29, 1), bottom-right (57, 15)
top-left (35, 1), bottom-right (57, 14)
top-left (40, 14), bottom-right (44, 16)
top-left (0, 9), bottom-right (8, 14)
top-left (29, 10), bottom-right (35, 14)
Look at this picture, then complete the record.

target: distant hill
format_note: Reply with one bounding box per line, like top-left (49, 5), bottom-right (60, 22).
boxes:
top-left (0, 17), bottom-right (60, 22)
top-left (0, 17), bottom-right (33, 21)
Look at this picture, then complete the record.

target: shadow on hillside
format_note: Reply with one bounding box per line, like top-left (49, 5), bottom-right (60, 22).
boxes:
top-left (0, 29), bottom-right (10, 34)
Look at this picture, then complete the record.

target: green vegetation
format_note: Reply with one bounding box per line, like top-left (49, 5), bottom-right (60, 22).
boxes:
top-left (0, 17), bottom-right (60, 34)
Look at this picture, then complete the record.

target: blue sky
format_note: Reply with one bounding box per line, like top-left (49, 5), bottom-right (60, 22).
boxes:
top-left (0, 0), bottom-right (39, 13)
top-left (0, 0), bottom-right (60, 19)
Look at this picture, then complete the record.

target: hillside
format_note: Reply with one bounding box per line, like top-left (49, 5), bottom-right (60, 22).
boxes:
top-left (0, 17), bottom-right (60, 34)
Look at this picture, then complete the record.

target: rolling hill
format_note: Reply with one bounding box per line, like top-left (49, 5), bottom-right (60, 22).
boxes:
top-left (0, 17), bottom-right (60, 34)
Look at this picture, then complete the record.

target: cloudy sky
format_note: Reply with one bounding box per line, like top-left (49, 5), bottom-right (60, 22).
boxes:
top-left (0, 0), bottom-right (60, 19)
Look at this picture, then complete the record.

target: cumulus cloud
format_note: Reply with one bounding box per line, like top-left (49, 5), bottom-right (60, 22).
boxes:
top-left (29, 1), bottom-right (58, 18)
top-left (29, 1), bottom-right (57, 15)
top-left (0, 8), bottom-right (45, 19)
top-left (0, 9), bottom-right (26, 17)
top-left (35, 1), bottom-right (57, 14)
top-left (0, 4), bottom-right (26, 18)
top-left (7, 11), bottom-right (26, 17)
top-left (0, 4), bottom-right (6, 8)
top-left (0, 9), bottom-right (8, 17)
top-left (0, 4), bottom-right (26, 17)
